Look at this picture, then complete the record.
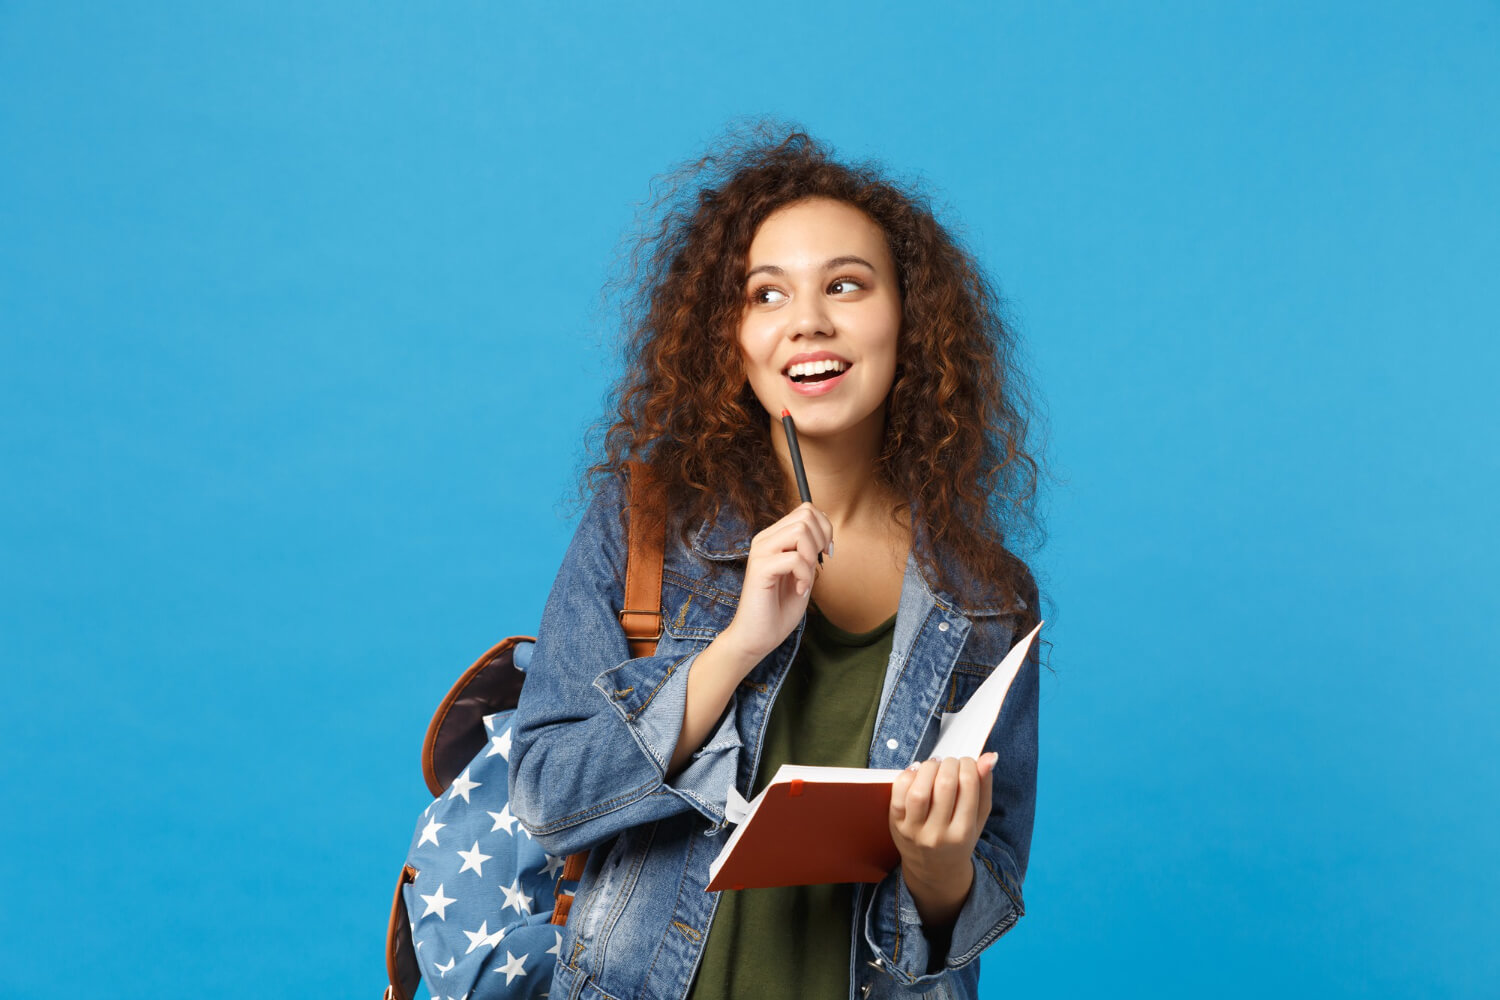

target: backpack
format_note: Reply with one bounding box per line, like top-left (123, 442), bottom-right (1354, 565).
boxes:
top-left (382, 466), bottom-right (666, 1000)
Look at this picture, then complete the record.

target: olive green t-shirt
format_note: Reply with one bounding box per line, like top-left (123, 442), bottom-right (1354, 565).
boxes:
top-left (688, 604), bottom-right (897, 999)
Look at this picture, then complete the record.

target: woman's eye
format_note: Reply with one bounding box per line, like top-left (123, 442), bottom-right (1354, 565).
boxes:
top-left (829, 277), bottom-right (864, 294)
top-left (751, 286), bottom-right (787, 304)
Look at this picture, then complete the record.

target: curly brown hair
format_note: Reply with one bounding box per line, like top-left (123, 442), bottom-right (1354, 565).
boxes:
top-left (589, 126), bottom-right (1043, 615)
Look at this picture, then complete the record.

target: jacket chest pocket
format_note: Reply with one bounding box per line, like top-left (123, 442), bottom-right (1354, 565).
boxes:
top-left (942, 661), bottom-right (996, 714)
top-left (940, 615), bottom-right (1022, 713)
top-left (660, 571), bottom-right (738, 645)
top-left (943, 616), bottom-right (1022, 705)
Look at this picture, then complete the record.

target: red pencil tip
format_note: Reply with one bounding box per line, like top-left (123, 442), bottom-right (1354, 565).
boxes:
top-left (781, 408), bottom-right (790, 418)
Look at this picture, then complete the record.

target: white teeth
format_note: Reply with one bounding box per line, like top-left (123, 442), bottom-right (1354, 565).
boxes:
top-left (786, 359), bottom-right (849, 378)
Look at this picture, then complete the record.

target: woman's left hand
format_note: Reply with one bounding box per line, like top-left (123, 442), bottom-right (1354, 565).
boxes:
top-left (888, 752), bottom-right (997, 930)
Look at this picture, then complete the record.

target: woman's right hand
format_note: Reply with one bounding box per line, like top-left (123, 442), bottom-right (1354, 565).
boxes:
top-left (666, 501), bottom-right (832, 776)
top-left (717, 502), bottom-right (833, 667)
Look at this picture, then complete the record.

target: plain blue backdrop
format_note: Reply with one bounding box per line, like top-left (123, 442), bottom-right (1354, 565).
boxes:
top-left (2, 2), bottom-right (1496, 997)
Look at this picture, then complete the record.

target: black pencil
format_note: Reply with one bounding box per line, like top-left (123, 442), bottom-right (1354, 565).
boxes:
top-left (780, 408), bottom-right (813, 503)
top-left (780, 409), bottom-right (822, 564)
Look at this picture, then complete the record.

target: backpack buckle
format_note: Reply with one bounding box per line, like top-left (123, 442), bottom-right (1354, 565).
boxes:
top-left (617, 608), bottom-right (663, 641)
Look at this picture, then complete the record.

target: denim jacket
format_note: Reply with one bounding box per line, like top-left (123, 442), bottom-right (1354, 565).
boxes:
top-left (509, 475), bottom-right (1039, 1000)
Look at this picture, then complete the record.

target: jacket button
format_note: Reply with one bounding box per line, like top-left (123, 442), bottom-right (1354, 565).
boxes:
top-left (886, 738), bottom-right (899, 750)
top-left (938, 621), bottom-right (949, 632)
top-left (860, 985), bottom-right (872, 998)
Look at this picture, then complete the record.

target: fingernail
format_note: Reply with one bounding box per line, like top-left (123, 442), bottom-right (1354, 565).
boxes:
top-left (828, 540), bottom-right (835, 556)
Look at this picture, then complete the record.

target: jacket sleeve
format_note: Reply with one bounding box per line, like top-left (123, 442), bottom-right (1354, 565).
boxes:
top-left (507, 477), bottom-right (742, 857)
top-left (861, 614), bottom-right (1040, 987)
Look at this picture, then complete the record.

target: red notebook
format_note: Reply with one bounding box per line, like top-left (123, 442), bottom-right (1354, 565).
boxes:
top-left (706, 622), bottom-right (1041, 892)
top-left (707, 766), bottom-right (902, 890)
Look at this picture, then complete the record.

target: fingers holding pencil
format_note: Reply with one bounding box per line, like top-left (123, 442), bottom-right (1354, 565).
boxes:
top-left (723, 504), bottom-right (831, 659)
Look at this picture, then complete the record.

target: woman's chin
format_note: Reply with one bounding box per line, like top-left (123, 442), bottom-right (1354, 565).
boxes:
top-left (784, 407), bottom-right (885, 445)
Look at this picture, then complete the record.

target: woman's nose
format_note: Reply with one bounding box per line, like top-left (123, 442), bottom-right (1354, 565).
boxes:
top-left (787, 293), bottom-right (831, 339)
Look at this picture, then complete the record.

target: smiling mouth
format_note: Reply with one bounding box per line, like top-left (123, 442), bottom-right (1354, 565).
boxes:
top-left (785, 359), bottom-right (851, 383)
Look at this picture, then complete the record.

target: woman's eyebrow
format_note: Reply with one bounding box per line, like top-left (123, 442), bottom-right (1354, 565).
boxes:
top-left (823, 255), bottom-right (876, 271)
top-left (744, 255), bottom-right (878, 280)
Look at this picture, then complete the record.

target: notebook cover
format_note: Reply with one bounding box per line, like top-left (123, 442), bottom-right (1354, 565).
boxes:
top-left (706, 777), bottom-right (900, 891)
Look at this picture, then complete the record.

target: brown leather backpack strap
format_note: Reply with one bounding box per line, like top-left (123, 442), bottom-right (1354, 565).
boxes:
top-left (620, 459), bottom-right (666, 660)
top-left (548, 851), bottom-right (592, 927)
top-left (551, 461), bottom-right (667, 929)
top-left (383, 865), bottom-right (420, 1000)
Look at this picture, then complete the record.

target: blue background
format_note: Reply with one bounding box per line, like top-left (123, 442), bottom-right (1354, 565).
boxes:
top-left (2, 2), bottom-right (1496, 996)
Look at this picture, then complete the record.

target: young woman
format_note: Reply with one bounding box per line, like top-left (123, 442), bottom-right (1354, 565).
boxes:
top-left (509, 130), bottom-right (1042, 1000)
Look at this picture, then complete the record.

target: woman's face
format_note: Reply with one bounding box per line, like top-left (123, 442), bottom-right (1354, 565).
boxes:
top-left (738, 197), bottom-right (902, 442)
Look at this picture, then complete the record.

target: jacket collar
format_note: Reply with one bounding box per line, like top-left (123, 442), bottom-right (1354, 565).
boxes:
top-left (689, 502), bottom-right (1025, 618)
